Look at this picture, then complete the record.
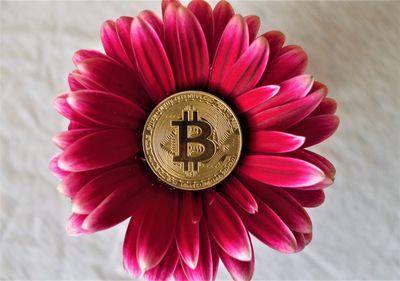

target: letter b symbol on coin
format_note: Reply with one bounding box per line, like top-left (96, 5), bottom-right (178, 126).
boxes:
top-left (171, 110), bottom-right (215, 172)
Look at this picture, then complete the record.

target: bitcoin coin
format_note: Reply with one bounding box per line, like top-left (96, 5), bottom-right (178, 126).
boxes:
top-left (143, 91), bottom-right (242, 190)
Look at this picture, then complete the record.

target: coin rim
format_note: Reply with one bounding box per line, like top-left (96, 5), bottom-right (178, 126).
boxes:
top-left (142, 90), bottom-right (242, 191)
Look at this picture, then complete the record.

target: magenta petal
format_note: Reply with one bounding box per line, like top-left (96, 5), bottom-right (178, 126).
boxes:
top-left (259, 45), bottom-right (308, 85)
top-left (123, 218), bottom-right (143, 278)
top-left (162, 0), bottom-right (182, 17)
top-left (287, 114), bottom-right (340, 147)
top-left (216, 235), bottom-right (254, 281)
top-left (249, 87), bottom-right (326, 131)
top-left (58, 169), bottom-right (105, 197)
top-left (138, 10), bottom-right (164, 41)
top-left (115, 17), bottom-right (136, 67)
top-left (192, 193), bottom-right (203, 223)
top-left (233, 85), bottom-right (279, 113)
top-left (144, 242), bottom-right (179, 281)
top-left (58, 129), bottom-right (140, 172)
top-left (235, 196), bottom-right (297, 253)
top-left (72, 49), bottom-right (109, 66)
top-left (52, 129), bottom-right (97, 150)
top-left (211, 0), bottom-right (235, 61)
top-left (206, 192), bottom-right (252, 261)
top-left (176, 192), bottom-right (200, 269)
top-left (220, 36), bottom-right (269, 97)
top-left (131, 17), bottom-right (176, 103)
top-left (67, 90), bottom-right (146, 129)
top-left (220, 176), bottom-right (258, 214)
top-left (286, 189), bottom-right (325, 208)
top-left (293, 232), bottom-right (306, 252)
top-left (68, 72), bottom-right (86, 91)
top-left (173, 263), bottom-right (188, 281)
top-left (49, 153), bottom-right (70, 178)
top-left (248, 131), bottom-right (305, 154)
top-left (310, 97), bottom-right (337, 116)
top-left (66, 213), bottom-right (92, 236)
top-left (238, 155), bottom-right (325, 188)
top-left (245, 15), bottom-right (260, 42)
top-left (136, 189), bottom-right (178, 271)
top-left (181, 220), bottom-right (213, 281)
top-left (209, 15), bottom-right (248, 93)
top-left (261, 31), bottom-right (285, 59)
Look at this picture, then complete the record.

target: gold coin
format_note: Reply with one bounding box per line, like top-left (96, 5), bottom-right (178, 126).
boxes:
top-left (143, 91), bottom-right (242, 191)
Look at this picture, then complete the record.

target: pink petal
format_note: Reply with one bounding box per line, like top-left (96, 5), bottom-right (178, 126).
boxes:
top-left (286, 189), bottom-right (325, 208)
top-left (220, 176), bottom-right (258, 214)
top-left (164, 5), bottom-right (209, 90)
top-left (220, 36), bottom-right (270, 97)
top-left (310, 97), bottom-right (337, 116)
top-left (210, 0), bottom-right (235, 61)
top-left (248, 131), bottom-right (305, 153)
top-left (144, 242), bottom-right (179, 281)
top-left (216, 235), bottom-right (254, 281)
top-left (237, 155), bottom-right (325, 188)
top-left (176, 192), bottom-right (200, 269)
top-left (66, 213), bottom-right (92, 236)
top-left (188, 0), bottom-right (214, 60)
top-left (211, 241), bottom-right (219, 281)
top-left (131, 17), bottom-right (175, 103)
top-left (67, 91), bottom-right (146, 129)
top-left (293, 232), bottom-right (306, 252)
top-left (115, 17), bottom-right (137, 68)
top-left (72, 165), bottom-right (139, 214)
top-left (181, 220), bottom-right (213, 281)
top-left (76, 58), bottom-right (151, 107)
top-left (52, 129), bottom-right (97, 150)
top-left (49, 153), bottom-right (70, 178)
top-left (235, 195), bottom-right (297, 253)
top-left (205, 192), bottom-right (252, 261)
top-left (138, 10), bottom-right (164, 41)
top-left (245, 15), bottom-right (260, 42)
top-left (249, 87), bottom-right (326, 131)
top-left (101, 20), bottom-right (135, 69)
top-left (173, 263), bottom-right (188, 281)
top-left (209, 15), bottom-right (248, 93)
top-left (69, 70), bottom-right (106, 92)
top-left (123, 218), bottom-right (143, 278)
top-left (82, 174), bottom-right (155, 232)
top-left (261, 31), bottom-right (285, 59)
top-left (72, 49), bottom-right (109, 66)
top-left (259, 45), bottom-right (308, 85)
top-left (251, 75), bottom-right (314, 115)
top-left (246, 181), bottom-right (312, 233)
top-left (192, 193), bottom-right (203, 223)
top-left (68, 72), bottom-right (86, 91)
top-left (58, 169), bottom-right (105, 197)
top-left (287, 114), bottom-right (339, 147)
top-left (136, 189), bottom-right (178, 271)
top-left (233, 85), bottom-right (279, 113)
top-left (162, 0), bottom-right (182, 17)
top-left (58, 129), bottom-right (140, 172)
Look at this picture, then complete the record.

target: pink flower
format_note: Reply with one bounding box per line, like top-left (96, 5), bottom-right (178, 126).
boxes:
top-left (51, 0), bottom-right (339, 280)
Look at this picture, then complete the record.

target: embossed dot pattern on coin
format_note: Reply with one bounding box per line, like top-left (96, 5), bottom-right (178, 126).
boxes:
top-left (143, 91), bottom-right (242, 190)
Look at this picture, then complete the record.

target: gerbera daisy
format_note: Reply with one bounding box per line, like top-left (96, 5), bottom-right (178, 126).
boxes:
top-left (50, 0), bottom-right (339, 280)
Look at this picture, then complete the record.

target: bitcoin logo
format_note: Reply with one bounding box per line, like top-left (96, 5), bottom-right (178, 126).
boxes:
top-left (143, 91), bottom-right (242, 191)
top-left (171, 110), bottom-right (215, 172)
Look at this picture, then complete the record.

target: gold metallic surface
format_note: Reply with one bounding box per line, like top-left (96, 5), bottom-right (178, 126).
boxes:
top-left (143, 91), bottom-right (242, 190)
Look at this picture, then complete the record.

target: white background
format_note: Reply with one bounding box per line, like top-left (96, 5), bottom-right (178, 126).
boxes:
top-left (1, 1), bottom-right (399, 280)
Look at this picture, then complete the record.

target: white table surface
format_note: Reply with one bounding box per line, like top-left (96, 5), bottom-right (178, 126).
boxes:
top-left (1, 1), bottom-right (399, 280)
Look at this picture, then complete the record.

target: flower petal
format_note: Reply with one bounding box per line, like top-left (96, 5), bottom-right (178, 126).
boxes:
top-left (188, 0), bottom-right (213, 57)
top-left (220, 176), bottom-right (258, 214)
top-left (205, 192), bottom-right (252, 261)
top-left (220, 36), bottom-right (269, 97)
top-left (72, 49), bottom-right (109, 66)
top-left (192, 193), bottom-right (203, 224)
top-left (136, 189), bottom-right (178, 271)
top-left (209, 15), bottom-right (248, 93)
top-left (138, 10), bottom-right (164, 41)
top-left (58, 169), bottom-right (104, 197)
top-left (49, 153), bottom-right (70, 178)
top-left (58, 129), bottom-right (140, 172)
top-left (233, 85), bottom-right (279, 113)
top-left (211, 0), bottom-right (235, 61)
top-left (173, 263), bottom-right (188, 281)
top-left (259, 45), bottom-right (307, 85)
top-left (66, 213), bottom-right (92, 236)
top-left (237, 155), bottom-right (325, 188)
top-left (235, 195), bottom-right (297, 253)
top-left (52, 129), bottom-right (97, 150)
top-left (310, 97), bottom-right (337, 116)
top-left (216, 235), bottom-right (254, 281)
top-left (162, 0), bottom-right (182, 17)
top-left (245, 15), bottom-right (260, 42)
top-left (286, 189), bottom-right (325, 208)
top-left (123, 217), bottom-right (143, 278)
top-left (287, 114), bottom-right (339, 147)
top-left (181, 220), bottom-right (213, 281)
top-left (261, 31), bottom-right (285, 59)
top-left (176, 192), bottom-right (200, 269)
top-left (67, 90), bottom-right (146, 129)
top-left (164, 5), bottom-right (209, 90)
top-left (131, 17), bottom-right (176, 103)
top-left (248, 131), bottom-right (305, 153)
top-left (144, 242), bottom-right (179, 281)
top-left (249, 87), bottom-right (326, 131)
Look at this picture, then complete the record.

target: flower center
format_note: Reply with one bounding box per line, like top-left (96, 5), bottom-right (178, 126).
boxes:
top-left (142, 91), bottom-right (242, 191)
